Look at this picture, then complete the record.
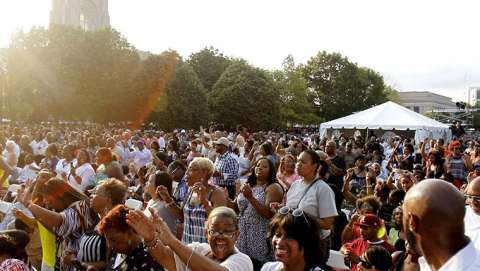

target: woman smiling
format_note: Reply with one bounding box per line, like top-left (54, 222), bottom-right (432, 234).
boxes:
top-left (261, 211), bottom-right (326, 271)
top-left (127, 206), bottom-right (253, 271)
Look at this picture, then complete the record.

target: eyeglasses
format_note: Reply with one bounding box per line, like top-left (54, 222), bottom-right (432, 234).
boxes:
top-left (465, 195), bottom-right (480, 203)
top-left (207, 229), bottom-right (237, 239)
top-left (359, 258), bottom-right (374, 269)
top-left (278, 206), bottom-right (310, 227)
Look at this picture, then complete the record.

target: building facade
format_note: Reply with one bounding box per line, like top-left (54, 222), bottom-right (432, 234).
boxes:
top-left (50, 0), bottom-right (110, 31)
top-left (398, 91), bottom-right (457, 114)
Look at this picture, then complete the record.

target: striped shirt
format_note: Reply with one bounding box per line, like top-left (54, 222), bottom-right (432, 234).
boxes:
top-left (214, 152), bottom-right (239, 186)
top-left (54, 200), bottom-right (97, 271)
top-left (449, 156), bottom-right (467, 181)
top-left (77, 231), bottom-right (106, 264)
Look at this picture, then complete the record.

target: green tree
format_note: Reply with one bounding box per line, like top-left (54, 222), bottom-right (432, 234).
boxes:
top-left (187, 47), bottom-right (231, 91)
top-left (160, 62), bottom-right (209, 129)
top-left (210, 60), bottom-right (281, 130)
top-left (302, 51), bottom-right (389, 121)
top-left (272, 55), bottom-right (320, 125)
top-left (5, 25), bottom-right (140, 122)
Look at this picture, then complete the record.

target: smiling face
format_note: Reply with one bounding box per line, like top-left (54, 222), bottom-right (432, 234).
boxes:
top-left (205, 215), bottom-right (239, 261)
top-left (271, 227), bottom-right (304, 266)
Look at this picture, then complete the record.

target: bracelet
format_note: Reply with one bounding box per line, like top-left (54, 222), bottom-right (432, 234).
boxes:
top-left (186, 244), bottom-right (197, 270)
top-left (145, 232), bottom-right (159, 248)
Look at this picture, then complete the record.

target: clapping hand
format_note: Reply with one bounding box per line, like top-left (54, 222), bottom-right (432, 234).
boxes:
top-left (240, 183), bottom-right (253, 200)
top-left (157, 185), bottom-right (172, 203)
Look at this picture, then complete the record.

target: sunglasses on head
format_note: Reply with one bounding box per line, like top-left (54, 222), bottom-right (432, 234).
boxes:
top-left (278, 206), bottom-right (310, 227)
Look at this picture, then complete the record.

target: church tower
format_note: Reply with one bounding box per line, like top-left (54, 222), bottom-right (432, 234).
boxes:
top-left (50, 0), bottom-right (110, 31)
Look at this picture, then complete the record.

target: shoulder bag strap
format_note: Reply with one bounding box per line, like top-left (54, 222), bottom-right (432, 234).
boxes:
top-left (296, 179), bottom-right (319, 208)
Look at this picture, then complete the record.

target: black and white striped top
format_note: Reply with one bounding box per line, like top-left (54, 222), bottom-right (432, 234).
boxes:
top-left (77, 231), bottom-right (107, 263)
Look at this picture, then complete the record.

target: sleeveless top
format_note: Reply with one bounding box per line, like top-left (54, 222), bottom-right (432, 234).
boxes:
top-left (449, 156), bottom-right (467, 181)
top-left (236, 184), bottom-right (274, 263)
top-left (182, 188), bottom-right (213, 244)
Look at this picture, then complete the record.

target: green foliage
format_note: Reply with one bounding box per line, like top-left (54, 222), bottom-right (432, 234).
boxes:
top-left (210, 60), bottom-right (281, 130)
top-left (5, 25), bottom-right (140, 122)
top-left (302, 51), bottom-right (389, 121)
top-left (187, 47), bottom-right (231, 91)
top-left (3, 27), bottom-right (395, 129)
top-left (272, 55), bottom-right (320, 125)
top-left (158, 62), bottom-right (209, 130)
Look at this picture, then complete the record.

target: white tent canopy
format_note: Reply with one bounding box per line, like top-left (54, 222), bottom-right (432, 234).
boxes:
top-left (319, 101), bottom-right (451, 142)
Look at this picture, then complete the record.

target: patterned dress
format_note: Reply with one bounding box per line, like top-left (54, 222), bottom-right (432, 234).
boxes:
top-left (236, 185), bottom-right (274, 264)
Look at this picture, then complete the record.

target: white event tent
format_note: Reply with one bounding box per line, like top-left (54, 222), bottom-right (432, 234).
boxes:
top-left (319, 101), bottom-right (451, 142)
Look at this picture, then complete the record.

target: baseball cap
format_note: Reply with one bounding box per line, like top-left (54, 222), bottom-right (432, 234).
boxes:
top-left (354, 214), bottom-right (382, 228)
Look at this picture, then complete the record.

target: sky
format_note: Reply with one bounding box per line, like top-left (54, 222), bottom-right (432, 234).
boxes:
top-left (1, 0), bottom-right (480, 102)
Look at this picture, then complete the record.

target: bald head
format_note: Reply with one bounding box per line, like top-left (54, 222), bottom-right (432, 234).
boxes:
top-left (404, 179), bottom-right (471, 271)
top-left (466, 177), bottom-right (480, 215)
top-left (467, 177), bottom-right (480, 195)
top-left (404, 179), bottom-right (465, 229)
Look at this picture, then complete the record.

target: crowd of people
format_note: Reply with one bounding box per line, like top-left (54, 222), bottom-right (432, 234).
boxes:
top-left (0, 122), bottom-right (479, 271)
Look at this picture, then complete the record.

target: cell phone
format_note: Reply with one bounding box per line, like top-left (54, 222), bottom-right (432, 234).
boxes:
top-left (125, 198), bottom-right (143, 210)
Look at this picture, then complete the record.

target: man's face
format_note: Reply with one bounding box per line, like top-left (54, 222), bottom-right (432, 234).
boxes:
top-left (325, 143), bottom-right (336, 155)
top-left (215, 144), bottom-right (226, 154)
top-left (359, 225), bottom-right (377, 241)
top-left (466, 183), bottom-right (480, 215)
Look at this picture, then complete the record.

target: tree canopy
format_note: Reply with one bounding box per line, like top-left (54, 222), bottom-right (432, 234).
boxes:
top-left (2, 26), bottom-right (398, 129)
top-left (210, 60), bottom-right (281, 130)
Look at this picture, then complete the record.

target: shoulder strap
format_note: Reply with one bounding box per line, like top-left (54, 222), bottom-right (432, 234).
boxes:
top-left (296, 179), bottom-right (319, 208)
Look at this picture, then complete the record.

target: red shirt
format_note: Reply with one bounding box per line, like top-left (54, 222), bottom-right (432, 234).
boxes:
top-left (345, 238), bottom-right (396, 271)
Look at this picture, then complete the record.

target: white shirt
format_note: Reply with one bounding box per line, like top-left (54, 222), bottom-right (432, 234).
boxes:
top-left (158, 137), bottom-right (166, 151)
top-left (55, 158), bottom-right (77, 179)
top-left (129, 148), bottom-right (152, 170)
top-left (68, 163), bottom-right (95, 192)
top-left (174, 243), bottom-right (253, 271)
top-left (261, 262), bottom-right (323, 271)
top-left (30, 140), bottom-right (48, 156)
top-left (286, 179), bottom-right (338, 238)
top-left (18, 163), bottom-right (40, 182)
top-left (419, 241), bottom-right (480, 271)
top-left (465, 206), bottom-right (480, 250)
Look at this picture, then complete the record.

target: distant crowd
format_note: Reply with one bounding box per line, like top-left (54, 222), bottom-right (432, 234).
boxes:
top-left (0, 123), bottom-right (478, 271)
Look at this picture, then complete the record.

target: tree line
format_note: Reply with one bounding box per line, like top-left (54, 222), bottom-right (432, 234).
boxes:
top-left (0, 26), bottom-right (397, 130)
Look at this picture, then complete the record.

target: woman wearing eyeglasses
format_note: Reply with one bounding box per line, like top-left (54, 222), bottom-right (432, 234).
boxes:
top-left (261, 209), bottom-right (325, 271)
top-left (126, 206), bottom-right (254, 271)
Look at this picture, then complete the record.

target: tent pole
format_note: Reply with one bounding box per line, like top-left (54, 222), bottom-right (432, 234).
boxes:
top-left (366, 128), bottom-right (369, 140)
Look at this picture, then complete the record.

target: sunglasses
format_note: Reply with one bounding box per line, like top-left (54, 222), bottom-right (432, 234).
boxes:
top-left (278, 206), bottom-right (310, 227)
